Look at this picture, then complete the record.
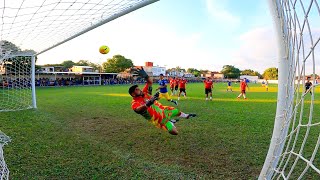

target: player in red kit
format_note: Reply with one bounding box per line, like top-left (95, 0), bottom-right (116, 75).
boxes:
top-left (204, 77), bottom-right (214, 101)
top-left (237, 78), bottom-right (249, 99)
top-left (178, 76), bottom-right (187, 100)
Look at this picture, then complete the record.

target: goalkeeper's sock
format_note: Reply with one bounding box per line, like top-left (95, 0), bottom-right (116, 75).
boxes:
top-left (179, 112), bottom-right (188, 118)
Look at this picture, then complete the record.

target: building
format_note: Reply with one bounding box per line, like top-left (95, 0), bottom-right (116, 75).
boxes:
top-left (240, 75), bottom-right (259, 82)
top-left (143, 62), bottom-right (166, 76)
top-left (202, 71), bottom-right (224, 79)
top-left (71, 66), bottom-right (93, 73)
top-left (38, 66), bottom-right (64, 73)
top-left (183, 73), bottom-right (195, 78)
top-left (212, 72), bottom-right (224, 79)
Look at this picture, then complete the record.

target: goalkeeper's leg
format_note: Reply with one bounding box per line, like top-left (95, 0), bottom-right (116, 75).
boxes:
top-left (161, 108), bottom-right (196, 135)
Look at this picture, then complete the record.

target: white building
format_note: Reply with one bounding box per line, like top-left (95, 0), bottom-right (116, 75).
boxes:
top-left (38, 66), bottom-right (64, 72)
top-left (240, 75), bottom-right (259, 82)
top-left (142, 62), bottom-right (166, 76)
top-left (71, 66), bottom-right (93, 73)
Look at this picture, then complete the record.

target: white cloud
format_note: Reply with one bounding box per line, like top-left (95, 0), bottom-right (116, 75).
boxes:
top-left (205, 0), bottom-right (241, 29)
top-left (231, 27), bottom-right (278, 73)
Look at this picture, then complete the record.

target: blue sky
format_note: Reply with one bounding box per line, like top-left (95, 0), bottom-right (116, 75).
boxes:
top-left (37, 0), bottom-right (279, 73)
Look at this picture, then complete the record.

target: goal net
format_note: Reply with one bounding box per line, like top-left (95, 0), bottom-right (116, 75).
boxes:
top-left (260, 0), bottom-right (320, 179)
top-left (0, 131), bottom-right (10, 180)
top-left (0, 0), bottom-right (159, 112)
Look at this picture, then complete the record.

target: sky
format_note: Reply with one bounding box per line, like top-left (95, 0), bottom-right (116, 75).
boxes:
top-left (36, 0), bottom-right (279, 74)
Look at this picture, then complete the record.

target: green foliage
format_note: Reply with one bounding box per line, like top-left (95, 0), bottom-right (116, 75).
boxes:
top-left (102, 55), bottom-right (134, 73)
top-left (221, 65), bottom-right (240, 78)
top-left (241, 69), bottom-right (262, 78)
top-left (1, 40), bottom-right (21, 52)
top-left (61, 60), bottom-right (75, 69)
top-left (262, 67), bottom-right (278, 80)
top-left (187, 68), bottom-right (201, 77)
top-left (75, 60), bottom-right (90, 66)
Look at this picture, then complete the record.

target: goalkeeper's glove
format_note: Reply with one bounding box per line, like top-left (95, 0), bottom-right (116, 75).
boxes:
top-left (145, 92), bottom-right (160, 107)
top-left (131, 67), bottom-right (149, 80)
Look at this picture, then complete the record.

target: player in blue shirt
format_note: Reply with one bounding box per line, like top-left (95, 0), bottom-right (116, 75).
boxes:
top-left (227, 80), bottom-right (233, 92)
top-left (156, 74), bottom-right (178, 105)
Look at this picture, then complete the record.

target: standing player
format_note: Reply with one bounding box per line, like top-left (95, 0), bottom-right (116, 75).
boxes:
top-left (156, 74), bottom-right (178, 105)
top-left (265, 80), bottom-right (269, 92)
top-left (178, 76), bottom-right (187, 100)
top-left (129, 67), bottom-right (196, 135)
top-left (174, 76), bottom-right (180, 96)
top-left (237, 78), bottom-right (249, 99)
top-left (204, 77), bottom-right (214, 100)
top-left (169, 77), bottom-right (176, 96)
top-left (227, 80), bottom-right (233, 92)
top-left (305, 79), bottom-right (312, 94)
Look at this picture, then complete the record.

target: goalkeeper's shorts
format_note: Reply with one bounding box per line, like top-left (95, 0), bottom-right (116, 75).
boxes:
top-left (159, 108), bottom-right (180, 131)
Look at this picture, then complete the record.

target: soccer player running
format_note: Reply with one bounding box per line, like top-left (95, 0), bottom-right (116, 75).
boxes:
top-left (177, 76), bottom-right (188, 100)
top-left (237, 78), bottom-right (249, 99)
top-left (204, 77), bottom-right (214, 101)
top-left (227, 79), bottom-right (233, 92)
top-left (129, 67), bottom-right (196, 135)
top-left (265, 80), bottom-right (269, 92)
top-left (305, 78), bottom-right (312, 94)
top-left (156, 74), bottom-right (178, 105)
top-left (169, 77), bottom-right (176, 96)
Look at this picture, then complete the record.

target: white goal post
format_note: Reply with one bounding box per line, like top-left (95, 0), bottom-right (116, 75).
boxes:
top-left (0, 0), bottom-right (159, 112)
top-left (260, 0), bottom-right (320, 179)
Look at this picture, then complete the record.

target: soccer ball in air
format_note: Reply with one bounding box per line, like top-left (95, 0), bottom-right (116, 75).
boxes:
top-left (99, 45), bottom-right (110, 54)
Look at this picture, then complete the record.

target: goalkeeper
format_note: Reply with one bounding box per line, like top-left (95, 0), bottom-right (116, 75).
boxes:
top-left (129, 67), bottom-right (196, 135)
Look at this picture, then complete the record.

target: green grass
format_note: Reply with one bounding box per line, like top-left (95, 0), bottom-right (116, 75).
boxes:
top-left (0, 83), bottom-right (319, 179)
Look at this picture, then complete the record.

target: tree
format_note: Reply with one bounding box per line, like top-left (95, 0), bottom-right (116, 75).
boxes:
top-left (75, 60), bottom-right (90, 66)
top-left (241, 69), bottom-right (255, 75)
top-left (187, 68), bottom-right (201, 77)
top-left (262, 67), bottom-right (278, 80)
top-left (102, 55), bottom-right (134, 73)
top-left (88, 62), bottom-right (101, 72)
top-left (241, 69), bottom-right (262, 78)
top-left (252, 71), bottom-right (262, 78)
top-left (221, 65), bottom-right (240, 78)
top-left (61, 60), bottom-right (75, 69)
top-left (1, 40), bottom-right (21, 53)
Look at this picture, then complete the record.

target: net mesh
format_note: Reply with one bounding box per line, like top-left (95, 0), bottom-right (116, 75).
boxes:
top-left (0, 0), bottom-right (157, 54)
top-left (0, 55), bottom-right (33, 112)
top-left (0, 131), bottom-right (10, 180)
top-left (263, 0), bottom-right (320, 179)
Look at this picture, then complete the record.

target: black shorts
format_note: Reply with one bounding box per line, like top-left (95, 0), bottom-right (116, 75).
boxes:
top-left (180, 88), bottom-right (186, 93)
top-left (175, 86), bottom-right (179, 90)
top-left (205, 88), bottom-right (212, 94)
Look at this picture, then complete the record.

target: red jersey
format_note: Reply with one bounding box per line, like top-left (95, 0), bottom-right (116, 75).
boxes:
top-left (179, 79), bottom-right (187, 89)
top-left (175, 79), bottom-right (180, 86)
top-left (131, 83), bottom-right (175, 128)
top-left (240, 81), bottom-right (247, 90)
top-left (169, 79), bottom-right (175, 88)
top-left (204, 80), bottom-right (213, 89)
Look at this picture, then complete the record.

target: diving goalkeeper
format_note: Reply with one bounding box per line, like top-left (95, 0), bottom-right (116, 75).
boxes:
top-left (129, 67), bottom-right (196, 135)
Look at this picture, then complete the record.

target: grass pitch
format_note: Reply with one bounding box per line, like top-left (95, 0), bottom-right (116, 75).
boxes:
top-left (0, 82), bottom-right (318, 179)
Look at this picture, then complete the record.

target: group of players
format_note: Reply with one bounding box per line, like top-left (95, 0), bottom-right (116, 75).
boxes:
top-left (128, 67), bottom-right (250, 135)
top-left (163, 74), bottom-right (249, 101)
